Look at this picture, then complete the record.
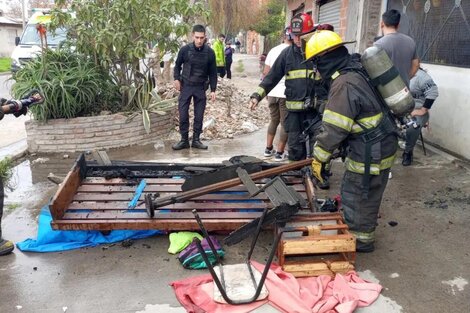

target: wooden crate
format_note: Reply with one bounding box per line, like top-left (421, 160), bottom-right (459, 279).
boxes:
top-left (276, 213), bottom-right (356, 277)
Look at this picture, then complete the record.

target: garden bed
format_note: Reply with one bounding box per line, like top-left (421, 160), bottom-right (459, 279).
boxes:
top-left (25, 109), bottom-right (176, 153)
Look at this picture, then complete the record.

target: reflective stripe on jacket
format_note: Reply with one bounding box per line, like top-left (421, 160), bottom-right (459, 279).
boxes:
top-left (256, 45), bottom-right (315, 111)
top-left (313, 65), bottom-right (398, 174)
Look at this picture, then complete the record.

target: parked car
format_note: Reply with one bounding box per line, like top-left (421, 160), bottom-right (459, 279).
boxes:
top-left (11, 10), bottom-right (69, 72)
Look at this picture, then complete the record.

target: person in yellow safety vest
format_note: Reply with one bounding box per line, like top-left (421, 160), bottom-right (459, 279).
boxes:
top-left (305, 30), bottom-right (398, 252)
top-left (212, 34), bottom-right (226, 78)
top-left (249, 13), bottom-right (322, 164)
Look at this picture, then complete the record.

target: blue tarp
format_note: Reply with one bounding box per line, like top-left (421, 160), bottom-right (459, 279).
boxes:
top-left (17, 206), bottom-right (162, 253)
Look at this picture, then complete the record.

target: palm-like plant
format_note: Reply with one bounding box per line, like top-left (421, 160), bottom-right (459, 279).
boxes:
top-left (125, 78), bottom-right (177, 134)
top-left (11, 48), bottom-right (120, 122)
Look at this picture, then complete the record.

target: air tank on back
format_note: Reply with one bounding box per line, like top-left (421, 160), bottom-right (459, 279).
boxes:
top-left (361, 46), bottom-right (414, 117)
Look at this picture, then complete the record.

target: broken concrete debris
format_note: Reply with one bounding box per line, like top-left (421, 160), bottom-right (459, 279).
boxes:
top-left (159, 80), bottom-right (270, 140)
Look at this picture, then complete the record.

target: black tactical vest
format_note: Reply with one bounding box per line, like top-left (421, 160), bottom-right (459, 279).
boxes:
top-left (181, 43), bottom-right (210, 84)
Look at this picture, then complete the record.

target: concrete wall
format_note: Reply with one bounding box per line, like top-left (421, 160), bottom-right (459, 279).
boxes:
top-left (25, 110), bottom-right (176, 153)
top-left (0, 24), bottom-right (22, 57)
top-left (419, 64), bottom-right (470, 160)
top-left (286, 0), bottom-right (315, 21)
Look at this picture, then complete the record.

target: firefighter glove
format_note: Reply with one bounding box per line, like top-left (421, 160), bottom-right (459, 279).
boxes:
top-left (311, 158), bottom-right (327, 185)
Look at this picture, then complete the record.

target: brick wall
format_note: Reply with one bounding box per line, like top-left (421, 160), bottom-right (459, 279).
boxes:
top-left (337, 0), bottom-right (348, 38)
top-left (358, 0), bottom-right (383, 52)
top-left (246, 30), bottom-right (261, 55)
top-left (25, 109), bottom-right (176, 153)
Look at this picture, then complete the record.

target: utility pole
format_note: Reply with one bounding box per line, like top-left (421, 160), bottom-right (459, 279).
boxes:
top-left (21, 0), bottom-right (26, 29)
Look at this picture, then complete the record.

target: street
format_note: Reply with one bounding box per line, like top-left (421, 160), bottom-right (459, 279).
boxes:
top-left (0, 54), bottom-right (469, 313)
top-left (0, 74), bottom-right (29, 156)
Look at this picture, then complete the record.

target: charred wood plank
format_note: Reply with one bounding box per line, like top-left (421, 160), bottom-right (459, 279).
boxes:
top-left (68, 201), bottom-right (272, 210)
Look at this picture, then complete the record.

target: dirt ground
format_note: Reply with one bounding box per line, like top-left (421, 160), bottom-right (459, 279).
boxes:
top-left (0, 53), bottom-right (469, 313)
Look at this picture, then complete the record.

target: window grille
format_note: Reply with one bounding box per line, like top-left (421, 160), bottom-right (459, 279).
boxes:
top-left (387, 0), bottom-right (470, 68)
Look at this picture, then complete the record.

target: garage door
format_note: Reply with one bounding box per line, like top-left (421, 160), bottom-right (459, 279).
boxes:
top-left (318, 0), bottom-right (341, 31)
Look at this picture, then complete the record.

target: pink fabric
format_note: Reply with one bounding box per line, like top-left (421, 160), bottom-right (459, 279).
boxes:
top-left (170, 261), bottom-right (382, 313)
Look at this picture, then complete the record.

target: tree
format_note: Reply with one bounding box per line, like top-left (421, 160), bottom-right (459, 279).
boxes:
top-left (207, 0), bottom-right (259, 36)
top-left (251, 0), bottom-right (285, 52)
top-left (8, 0), bottom-right (57, 19)
top-left (52, 0), bottom-right (208, 106)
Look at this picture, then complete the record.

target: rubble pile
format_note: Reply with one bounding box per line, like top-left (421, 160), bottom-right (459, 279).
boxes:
top-left (159, 79), bottom-right (270, 140)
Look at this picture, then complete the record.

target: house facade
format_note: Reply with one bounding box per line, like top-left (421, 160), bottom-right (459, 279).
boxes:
top-left (0, 14), bottom-right (22, 57)
top-left (285, 0), bottom-right (470, 160)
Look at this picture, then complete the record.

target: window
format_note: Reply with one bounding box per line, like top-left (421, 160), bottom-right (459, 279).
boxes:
top-left (20, 24), bottom-right (67, 46)
top-left (387, 0), bottom-right (470, 68)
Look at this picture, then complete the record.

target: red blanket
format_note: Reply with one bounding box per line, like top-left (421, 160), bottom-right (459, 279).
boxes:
top-left (170, 261), bottom-right (382, 313)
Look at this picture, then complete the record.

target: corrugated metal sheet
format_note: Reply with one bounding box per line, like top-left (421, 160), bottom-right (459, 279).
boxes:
top-left (318, 0), bottom-right (341, 31)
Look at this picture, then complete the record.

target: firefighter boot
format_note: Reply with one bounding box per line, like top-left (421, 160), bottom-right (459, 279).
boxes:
top-left (191, 133), bottom-right (208, 150)
top-left (402, 151), bottom-right (413, 166)
top-left (172, 133), bottom-right (190, 150)
top-left (356, 240), bottom-right (375, 253)
top-left (0, 238), bottom-right (14, 256)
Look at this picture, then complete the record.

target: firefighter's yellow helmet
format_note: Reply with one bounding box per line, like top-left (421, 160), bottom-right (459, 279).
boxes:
top-left (305, 30), bottom-right (345, 61)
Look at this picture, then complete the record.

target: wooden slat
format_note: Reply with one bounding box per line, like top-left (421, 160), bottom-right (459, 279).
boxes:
top-left (282, 235), bottom-right (356, 255)
top-left (304, 175), bottom-right (315, 212)
top-left (72, 192), bottom-right (308, 202)
top-left (62, 211), bottom-right (263, 220)
top-left (282, 260), bottom-right (354, 277)
top-left (51, 219), bottom-right (255, 231)
top-left (288, 213), bottom-right (343, 222)
top-left (281, 224), bottom-right (349, 234)
top-left (80, 177), bottom-right (305, 185)
top-left (81, 178), bottom-right (186, 185)
top-left (68, 201), bottom-right (272, 210)
top-left (76, 184), bottom-right (306, 193)
top-left (50, 160), bottom-right (83, 220)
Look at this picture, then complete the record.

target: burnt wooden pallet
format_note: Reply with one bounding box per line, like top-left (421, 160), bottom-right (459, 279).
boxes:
top-left (50, 154), bottom-right (315, 231)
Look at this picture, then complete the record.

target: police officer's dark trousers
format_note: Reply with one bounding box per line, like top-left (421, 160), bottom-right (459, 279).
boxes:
top-left (178, 82), bottom-right (207, 138)
top-left (341, 169), bottom-right (390, 252)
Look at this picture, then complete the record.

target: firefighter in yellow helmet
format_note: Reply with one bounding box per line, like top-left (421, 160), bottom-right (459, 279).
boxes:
top-left (306, 31), bottom-right (398, 252)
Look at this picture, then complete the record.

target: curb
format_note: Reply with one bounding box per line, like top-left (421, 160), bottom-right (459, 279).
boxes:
top-left (0, 72), bottom-right (11, 76)
top-left (0, 140), bottom-right (28, 162)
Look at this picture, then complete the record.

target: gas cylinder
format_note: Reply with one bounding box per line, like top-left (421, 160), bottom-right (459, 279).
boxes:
top-left (361, 46), bottom-right (414, 117)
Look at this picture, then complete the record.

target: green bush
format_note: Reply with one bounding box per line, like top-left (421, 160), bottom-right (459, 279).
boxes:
top-left (11, 48), bottom-right (121, 122)
top-left (0, 158), bottom-right (14, 191)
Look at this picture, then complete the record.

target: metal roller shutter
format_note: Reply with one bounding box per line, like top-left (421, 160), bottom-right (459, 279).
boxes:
top-left (318, 0), bottom-right (341, 31)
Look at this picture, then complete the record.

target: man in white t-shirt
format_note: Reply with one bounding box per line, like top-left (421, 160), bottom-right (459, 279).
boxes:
top-left (260, 28), bottom-right (292, 161)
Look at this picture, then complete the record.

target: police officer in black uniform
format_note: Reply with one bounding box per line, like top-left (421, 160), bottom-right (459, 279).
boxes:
top-left (173, 24), bottom-right (218, 150)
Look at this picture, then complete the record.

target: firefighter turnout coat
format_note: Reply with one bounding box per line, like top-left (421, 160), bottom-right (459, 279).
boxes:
top-left (313, 66), bottom-right (397, 175)
top-left (254, 45), bottom-right (315, 111)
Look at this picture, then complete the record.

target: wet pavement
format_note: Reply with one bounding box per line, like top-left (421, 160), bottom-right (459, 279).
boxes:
top-left (0, 54), bottom-right (469, 312)
top-left (0, 74), bottom-right (30, 153)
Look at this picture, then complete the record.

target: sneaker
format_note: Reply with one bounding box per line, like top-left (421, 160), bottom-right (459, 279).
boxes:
top-left (264, 147), bottom-right (274, 157)
top-left (274, 151), bottom-right (285, 162)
